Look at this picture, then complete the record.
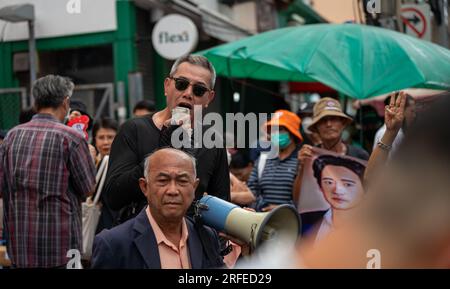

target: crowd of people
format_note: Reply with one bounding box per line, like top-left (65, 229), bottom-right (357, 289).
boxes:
top-left (0, 54), bottom-right (448, 269)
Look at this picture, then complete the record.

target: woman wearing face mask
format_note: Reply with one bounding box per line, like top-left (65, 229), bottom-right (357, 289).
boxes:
top-left (247, 110), bottom-right (303, 212)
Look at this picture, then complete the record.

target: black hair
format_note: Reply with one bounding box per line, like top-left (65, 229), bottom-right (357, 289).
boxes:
top-left (92, 118), bottom-right (119, 141)
top-left (133, 100), bottom-right (156, 114)
top-left (313, 154), bottom-right (366, 188)
top-left (230, 151), bottom-right (252, 169)
top-left (69, 99), bottom-right (88, 114)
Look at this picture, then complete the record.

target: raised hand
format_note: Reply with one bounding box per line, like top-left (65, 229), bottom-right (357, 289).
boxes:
top-left (385, 91), bottom-right (406, 133)
top-left (297, 144), bottom-right (313, 166)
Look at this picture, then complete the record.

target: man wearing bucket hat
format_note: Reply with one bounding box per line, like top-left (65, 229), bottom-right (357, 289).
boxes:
top-left (247, 109), bottom-right (303, 212)
top-left (293, 97), bottom-right (369, 206)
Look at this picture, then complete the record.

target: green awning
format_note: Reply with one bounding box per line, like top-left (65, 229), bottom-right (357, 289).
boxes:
top-left (197, 24), bottom-right (450, 100)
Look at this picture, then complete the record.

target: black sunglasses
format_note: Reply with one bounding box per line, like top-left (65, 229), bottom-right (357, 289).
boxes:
top-left (170, 77), bottom-right (211, 97)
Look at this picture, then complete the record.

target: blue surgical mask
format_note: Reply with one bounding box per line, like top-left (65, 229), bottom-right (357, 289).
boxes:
top-left (271, 132), bottom-right (291, 149)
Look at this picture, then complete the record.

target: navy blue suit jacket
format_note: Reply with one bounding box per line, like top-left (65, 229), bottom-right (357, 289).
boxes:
top-left (300, 210), bottom-right (327, 239)
top-left (91, 209), bottom-right (224, 269)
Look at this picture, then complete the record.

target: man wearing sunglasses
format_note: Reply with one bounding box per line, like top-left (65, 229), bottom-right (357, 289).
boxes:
top-left (103, 54), bottom-right (230, 227)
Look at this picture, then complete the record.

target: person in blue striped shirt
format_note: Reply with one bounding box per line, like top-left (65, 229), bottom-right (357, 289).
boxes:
top-left (247, 110), bottom-right (303, 212)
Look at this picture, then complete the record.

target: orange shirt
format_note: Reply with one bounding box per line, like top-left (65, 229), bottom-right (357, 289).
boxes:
top-left (146, 207), bottom-right (191, 269)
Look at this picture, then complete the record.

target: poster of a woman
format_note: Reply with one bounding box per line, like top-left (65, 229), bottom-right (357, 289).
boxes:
top-left (298, 147), bottom-right (367, 243)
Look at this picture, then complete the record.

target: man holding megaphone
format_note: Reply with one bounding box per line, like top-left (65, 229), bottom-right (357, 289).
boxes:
top-left (91, 146), bottom-right (299, 268)
top-left (91, 148), bottom-right (225, 269)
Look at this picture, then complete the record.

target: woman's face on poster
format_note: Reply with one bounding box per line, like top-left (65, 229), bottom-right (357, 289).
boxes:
top-left (320, 165), bottom-right (364, 210)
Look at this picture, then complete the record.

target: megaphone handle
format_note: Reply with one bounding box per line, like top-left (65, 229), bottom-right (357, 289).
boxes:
top-left (249, 223), bottom-right (257, 255)
top-left (220, 243), bottom-right (233, 256)
top-left (193, 201), bottom-right (209, 220)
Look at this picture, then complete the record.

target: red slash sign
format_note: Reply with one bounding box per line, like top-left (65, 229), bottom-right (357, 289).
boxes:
top-left (401, 7), bottom-right (427, 38)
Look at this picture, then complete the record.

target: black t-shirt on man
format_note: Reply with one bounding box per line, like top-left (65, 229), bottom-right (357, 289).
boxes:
top-left (103, 114), bottom-right (230, 223)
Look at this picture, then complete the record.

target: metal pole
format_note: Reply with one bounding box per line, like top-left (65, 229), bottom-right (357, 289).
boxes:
top-left (28, 19), bottom-right (37, 106)
top-left (396, 0), bottom-right (404, 33)
top-left (117, 81), bottom-right (127, 125)
top-left (439, 0), bottom-right (449, 47)
top-left (240, 80), bottom-right (246, 113)
top-left (359, 103), bottom-right (364, 149)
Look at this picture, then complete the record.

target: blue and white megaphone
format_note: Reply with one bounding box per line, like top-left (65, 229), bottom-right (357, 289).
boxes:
top-left (195, 195), bottom-right (301, 251)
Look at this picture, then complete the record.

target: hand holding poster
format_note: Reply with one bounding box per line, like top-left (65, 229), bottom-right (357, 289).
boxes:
top-left (297, 147), bottom-right (367, 241)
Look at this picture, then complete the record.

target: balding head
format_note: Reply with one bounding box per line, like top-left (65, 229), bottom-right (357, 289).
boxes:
top-left (139, 148), bottom-right (199, 223)
top-left (144, 148), bottom-right (197, 181)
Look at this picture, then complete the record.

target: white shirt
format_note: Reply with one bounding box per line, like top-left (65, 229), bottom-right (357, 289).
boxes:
top-left (315, 209), bottom-right (333, 243)
top-left (373, 125), bottom-right (405, 157)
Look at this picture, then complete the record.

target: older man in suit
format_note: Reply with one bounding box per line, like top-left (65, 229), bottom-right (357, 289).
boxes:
top-left (91, 148), bottom-right (224, 269)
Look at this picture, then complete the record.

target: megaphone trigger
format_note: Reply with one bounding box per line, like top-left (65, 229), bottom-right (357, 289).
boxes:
top-left (194, 200), bottom-right (210, 221)
top-left (249, 223), bottom-right (257, 250)
top-left (248, 223), bottom-right (259, 254)
top-left (198, 203), bottom-right (209, 210)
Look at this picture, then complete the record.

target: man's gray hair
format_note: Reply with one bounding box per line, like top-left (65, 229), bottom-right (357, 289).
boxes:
top-left (32, 75), bottom-right (74, 110)
top-left (169, 54), bottom-right (216, 89)
top-left (143, 148), bottom-right (197, 181)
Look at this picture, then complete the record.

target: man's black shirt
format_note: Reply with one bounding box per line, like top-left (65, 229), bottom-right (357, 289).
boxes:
top-left (103, 114), bottom-right (230, 221)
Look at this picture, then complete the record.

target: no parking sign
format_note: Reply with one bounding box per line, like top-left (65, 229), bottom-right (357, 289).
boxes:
top-left (401, 4), bottom-right (431, 41)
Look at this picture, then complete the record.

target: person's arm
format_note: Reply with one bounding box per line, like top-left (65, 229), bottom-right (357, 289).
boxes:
top-left (68, 139), bottom-right (96, 198)
top-left (365, 92), bottom-right (406, 181)
top-left (219, 207), bottom-right (255, 258)
top-left (88, 144), bottom-right (97, 164)
top-left (230, 173), bottom-right (256, 206)
top-left (103, 120), bottom-right (146, 210)
top-left (293, 144), bottom-right (314, 206)
top-left (246, 158), bottom-right (260, 202)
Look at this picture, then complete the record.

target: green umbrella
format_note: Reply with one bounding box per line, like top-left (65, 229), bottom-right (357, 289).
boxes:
top-left (197, 24), bottom-right (450, 99)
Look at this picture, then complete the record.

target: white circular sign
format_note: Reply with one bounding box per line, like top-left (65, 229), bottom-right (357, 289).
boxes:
top-left (152, 14), bottom-right (199, 60)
